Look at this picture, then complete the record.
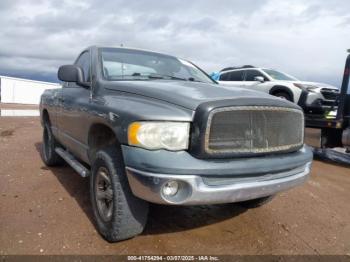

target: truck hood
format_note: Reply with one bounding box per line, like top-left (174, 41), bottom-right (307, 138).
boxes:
top-left (103, 80), bottom-right (283, 110)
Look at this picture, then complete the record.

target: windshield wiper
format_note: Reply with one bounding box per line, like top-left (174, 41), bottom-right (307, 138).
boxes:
top-left (146, 73), bottom-right (186, 81)
top-left (107, 74), bottom-right (150, 81)
top-left (147, 73), bottom-right (204, 82)
top-left (108, 73), bottom-right (204, 82)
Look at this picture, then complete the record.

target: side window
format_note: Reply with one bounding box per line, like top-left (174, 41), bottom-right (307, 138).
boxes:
top-left (219, 72), bottom-right (230, 81)
top-left (229, 71), bottom-right (244, 81)
top-left (219, 71), bottom-right (244, 81)
top-left (75, 52), bottom-right (91, 82)
top-left (245, 70), bottom-right (267, 81)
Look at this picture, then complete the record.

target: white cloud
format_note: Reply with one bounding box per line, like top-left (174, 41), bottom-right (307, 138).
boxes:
top-left (0, 0), bottom-right (349, 85)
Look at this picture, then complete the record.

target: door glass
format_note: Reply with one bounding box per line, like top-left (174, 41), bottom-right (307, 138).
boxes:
top-left (245, 70), bottom-right (267, 81)
top-left (219, 72), bottom-right (230, 81)
top-left (220, 71), bottom-right (244, 81)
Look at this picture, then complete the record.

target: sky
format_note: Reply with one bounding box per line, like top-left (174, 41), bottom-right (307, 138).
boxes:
top-left (0, 0), bottom-right (350, 86)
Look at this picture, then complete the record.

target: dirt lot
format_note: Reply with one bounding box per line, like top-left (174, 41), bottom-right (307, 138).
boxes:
top-left (0, 116), bottom-right (350, 255)
top-left (0, 103), bottom-right (39, 110)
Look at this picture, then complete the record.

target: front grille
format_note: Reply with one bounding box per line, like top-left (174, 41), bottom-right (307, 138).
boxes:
top-left (321, 100), bottom-right (338, 107)
top-left (205, 106), bottom-right (304, 155)
top-left (321, 88), bottom-right (339, 100)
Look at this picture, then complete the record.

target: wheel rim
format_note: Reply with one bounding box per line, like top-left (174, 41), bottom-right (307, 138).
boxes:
top-left (95, 167), bottom-right (114, 222)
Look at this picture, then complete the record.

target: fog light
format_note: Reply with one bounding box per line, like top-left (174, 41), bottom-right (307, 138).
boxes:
top-left (162, 181), bottom-right (179, 196)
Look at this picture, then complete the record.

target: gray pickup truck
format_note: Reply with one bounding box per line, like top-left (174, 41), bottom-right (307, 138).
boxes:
top-left (40, 46), bottom-right (313, 242)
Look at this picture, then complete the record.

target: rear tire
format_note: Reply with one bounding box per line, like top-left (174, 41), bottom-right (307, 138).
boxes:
top-left (90, 146), bottom-right (149, 242)
top-left (273, 92), bottom-right (292, 102)
top-left (238, 196), bottom-right (275, 209)
top-left (41, 122), bottom-right (64, 166)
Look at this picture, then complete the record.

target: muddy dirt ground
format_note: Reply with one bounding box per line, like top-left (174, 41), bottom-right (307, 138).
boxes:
top-left (0, 117), bottom-right (349, 255)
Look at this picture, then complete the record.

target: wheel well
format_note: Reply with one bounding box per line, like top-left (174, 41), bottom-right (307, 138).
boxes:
top-left (269, 86), bottom-right (294, 102)
top-left (88, 124), bottom-right (118, 161)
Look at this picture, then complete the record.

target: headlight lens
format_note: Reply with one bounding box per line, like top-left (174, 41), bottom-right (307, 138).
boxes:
top-left (128, 122), bottom-right (190, 150)
top-left (293, 83), bottom-right (317, 92)
top-left (306, 87), bottom-right (317, 92)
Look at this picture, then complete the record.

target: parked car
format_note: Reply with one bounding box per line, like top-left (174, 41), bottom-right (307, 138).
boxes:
top-left (40, 46), bottom-right (313, 242)
top-left (212, 66), bottom-right (339, 114)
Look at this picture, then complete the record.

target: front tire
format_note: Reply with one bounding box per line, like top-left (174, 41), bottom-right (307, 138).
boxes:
top-left (41, 122), bottom-right (63, 166)
top-left (90, 146), bottom-right (149, 242)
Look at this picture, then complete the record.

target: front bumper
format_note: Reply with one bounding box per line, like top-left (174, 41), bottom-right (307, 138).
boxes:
top-left (122, 145), bottom-right (313, 205)
top-left (126, 163), bottom-right (311, 205)
top-left (299, 91), bottom-right (338, 114)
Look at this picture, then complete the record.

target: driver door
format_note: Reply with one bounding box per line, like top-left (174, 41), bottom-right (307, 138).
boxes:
top-left (240, 69), bottom-right (269, 92)
top-left (57, 51), bottom-right (92, 163)
top-left (217, 70), bottom-right (245, 88)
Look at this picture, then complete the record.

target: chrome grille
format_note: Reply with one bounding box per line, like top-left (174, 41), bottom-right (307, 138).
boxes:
top-left (205, 106), bottom-right (304, 155)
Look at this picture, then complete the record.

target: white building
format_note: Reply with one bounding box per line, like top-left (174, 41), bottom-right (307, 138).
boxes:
top-left (0, 75), bottom-right (60, 105)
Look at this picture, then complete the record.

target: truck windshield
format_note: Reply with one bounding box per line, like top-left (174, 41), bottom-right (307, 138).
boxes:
top-left (263, 69), bottom-right (298, 81)
top-left (100, 48), bottom-right (215, 83)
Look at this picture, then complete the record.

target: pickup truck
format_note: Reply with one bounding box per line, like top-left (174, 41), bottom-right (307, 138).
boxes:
top-left (40, 46), bottom-right (313, 242)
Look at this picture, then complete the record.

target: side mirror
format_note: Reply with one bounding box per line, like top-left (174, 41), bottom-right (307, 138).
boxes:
top-left (254, 76), bottom-right (265, 83)
top-left (58, 65), bottom-right (89, 87)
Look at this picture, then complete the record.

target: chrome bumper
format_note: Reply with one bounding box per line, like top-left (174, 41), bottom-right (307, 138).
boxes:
top-left (125, 162), bottom-right (312, 205)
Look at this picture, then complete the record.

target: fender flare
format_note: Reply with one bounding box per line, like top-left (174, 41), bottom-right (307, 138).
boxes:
top-left (269, 85), bottom-right (294, 102)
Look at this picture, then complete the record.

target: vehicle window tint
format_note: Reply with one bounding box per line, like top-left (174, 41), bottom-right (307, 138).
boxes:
top-left (75, 52), bottom-right (91, 82)
top-left (245, 70), bottom-right (267, 81)
top-left (219, 72), bottom-right (230, 81)
top-left (229, 71), bottom-right (244, 81)
top-left (220, 70), bottom-right (244, 81)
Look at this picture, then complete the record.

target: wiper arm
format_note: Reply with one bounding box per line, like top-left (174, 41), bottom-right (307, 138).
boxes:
top-left (123, 73), bottom-right (205, 83)
top-left (163, 75), bottom-right (204, 82)
top-left (147, 73), bottom-right (203, 82)
top-left (147, 73), bottom-right (187, 81)
top-left (108, 74), bottom-right (148, 79)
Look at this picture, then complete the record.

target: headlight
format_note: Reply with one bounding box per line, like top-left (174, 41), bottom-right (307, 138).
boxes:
top-left (305, 87), bottom-right (317, 92)
top-left (293, 83), bottom-right (317, 92)
top-left (128, 122), bottom-right (190, 151)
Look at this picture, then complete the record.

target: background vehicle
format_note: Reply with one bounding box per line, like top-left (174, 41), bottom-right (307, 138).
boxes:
top-left (212, 66), bottom-right (339, 114)
top-left (305, 50), bottom-right (350, 154)
top-left (40, 46), bottom-right (312, 242)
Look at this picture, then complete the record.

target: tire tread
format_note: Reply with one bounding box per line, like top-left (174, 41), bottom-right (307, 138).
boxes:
top-left (90, 146), bottom-right (149, 242)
